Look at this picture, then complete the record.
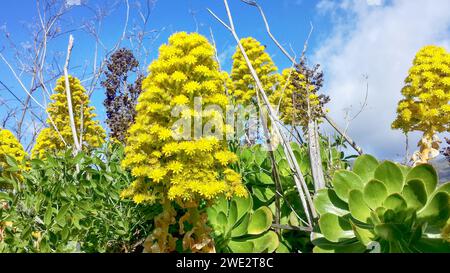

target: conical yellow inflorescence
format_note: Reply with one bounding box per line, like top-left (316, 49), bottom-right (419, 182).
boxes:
top-left (121, 32), bottom-right (246, 206)
top-left (230, 37), bottom-right (279, 105)
top-left (392, 45), bottom-right (450, 164)
top-left (392, 45), bottom-right (450, 137)
top-left (32, 76), bottom-right (105, 158)
top-left (0, 128), bottom-right (28, 187)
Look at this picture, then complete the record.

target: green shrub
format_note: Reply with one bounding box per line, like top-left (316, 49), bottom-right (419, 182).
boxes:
top-left (0, 143), bottom-right (159, 253)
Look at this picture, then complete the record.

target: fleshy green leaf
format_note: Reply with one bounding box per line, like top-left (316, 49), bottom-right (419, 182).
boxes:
top-left (363, 179), bottom-right (388, 209)
top-left (228, 240), bottom-right (254, 253)
top-left (312, 237), bottom-right (366, 253)
top-left (332, 170), bottom-right (364, 202)
top-left (314, 189), bottom-right (349, 216)
top-left (401, 179), bottom-right (428, 210)
top-left (374, 223), bottom-right (403, 242)
top-left (250, 231), bottom-right (279, 253)
top-left (374, 161), bottom-right (404, 194)
top-left (247, 207), bottom-right (272, 235)
top-left (318, 213), bottom-right (355, 243)
top-left (233, 194), bottom-right (252, 223)
top-left (348, 190), bottom-right (371, 222)
top-left (351, 220), bottom-right (375, 246)
top-left (228, 201), bottom-right (238, 229)
top-left (406, 164), bottom-right (438, 196)
top-left (418, 192), bottom-right (449, 227)
top-left (353, 154), bottom-right (379, 183)
top-left (216, 212), bottom-right (229, 235)
top-left (231, 214), bottom-right (250, 238)
top-left (383, 193), bottom-right (407, 212)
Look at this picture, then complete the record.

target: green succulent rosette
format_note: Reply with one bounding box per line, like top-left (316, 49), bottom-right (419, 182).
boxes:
top-left (207, 191), bottom-right (279, 253)
top-left (313, 155), bottom-right (450, 253)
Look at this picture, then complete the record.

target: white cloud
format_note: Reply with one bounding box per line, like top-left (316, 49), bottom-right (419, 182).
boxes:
top-left (313, 0), bottom-right (450, 160)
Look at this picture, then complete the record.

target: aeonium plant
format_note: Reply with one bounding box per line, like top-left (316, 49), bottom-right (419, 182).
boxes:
top-left (313, 155), bottom-right (450, 253)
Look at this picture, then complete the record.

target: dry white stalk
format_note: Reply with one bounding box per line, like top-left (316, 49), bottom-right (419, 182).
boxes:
top-left (63, 35), bottom-right (81, 153)
top-left (208, 0), bottom-right (317, 225)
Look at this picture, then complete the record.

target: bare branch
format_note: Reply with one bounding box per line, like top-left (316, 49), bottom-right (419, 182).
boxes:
top-left (209, 0), bottom-right (317, 226)
top-left (63, 35), bottom-right (81, 152)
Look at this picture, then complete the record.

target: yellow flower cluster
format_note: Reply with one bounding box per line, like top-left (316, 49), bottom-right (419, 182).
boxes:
top-left (269, 68), bottom-right (323, 128)
top-left (392, 45), bottom-right (450, 137)
top-left (230, 37), bottom-right (279, 105)
top-left (32, 76), bottom-right (105, 158)
top-left (0, 128), bottom-right (28, 187)
top-left (121, 32), bottom-right (246, 206)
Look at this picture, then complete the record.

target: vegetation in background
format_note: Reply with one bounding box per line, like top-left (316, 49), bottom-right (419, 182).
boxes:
top-left (0, 143), bottom-right (157, 253)
top-left (270, 60), bottom-right (329, 130)
top-left (0, 128), bottom-right (28, 189)
top-left (230, 37), bottom-right (279, 105)
top-left (32, 76), bottom-right (105, 158)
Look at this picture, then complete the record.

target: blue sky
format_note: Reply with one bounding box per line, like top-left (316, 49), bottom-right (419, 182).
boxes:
top-left (1, 0), bottom-right (450, 161)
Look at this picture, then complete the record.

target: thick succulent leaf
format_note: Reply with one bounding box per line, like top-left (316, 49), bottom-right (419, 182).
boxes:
top-left (363, 179), bottom-right (388, 209)
top-left (247, 207), bottom-right (272, 235)
top-left (332, 170), bottom-right (364, 202)
top-left (231, 214), bottom-right (250, 238)
top-left (228, 201), bottom-right (238, 229)
top-left (436, 182), bottom-right (450, 194)
top-left (397, 164), bottom-right (411, 178)
top-left (382, 209), bottom-right (399, 223)
top-left (206, 207), bottom-right (218, 227)
top-left (214, 196), bottom-right (229, 214)
top-left (250, 231), bottom-right (279, 253)
top-left (383, 193), bottom-right (407, 212)
top-left (276, 241), bottom-right (291, 253)
top-left (351, 220), bottom-right (375, 246)
top-left (352, 154), bottom-right (379, 183)
top-left (417, 192), bottom-right (450, 227)
top-left (406, 164), bottom-right (438, 196)
top-left (374, 161), bottom-right (404, 194)
top-left (314, 189), bottom-right (349, 216)
top-left (228, 240), bottom-right (254, 253)
top-left (412, 238), bottom-right (450, 253)
top-left (348, 190), bottom-right (371, 223)
top-left (401, 179), bottom-right (428, 210)
top-left (216, 211), bottom-right (229, 235)
top-left (373, 207), bottom-right (386, 224)
top-left (318, 213), bottom-right (355, 243)
top-left (233, 193), bottom-right (252, 224)
top-left (312, 238), bottom-right (367, 253)
top-left (374, 223), bottom-right (403, 242)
